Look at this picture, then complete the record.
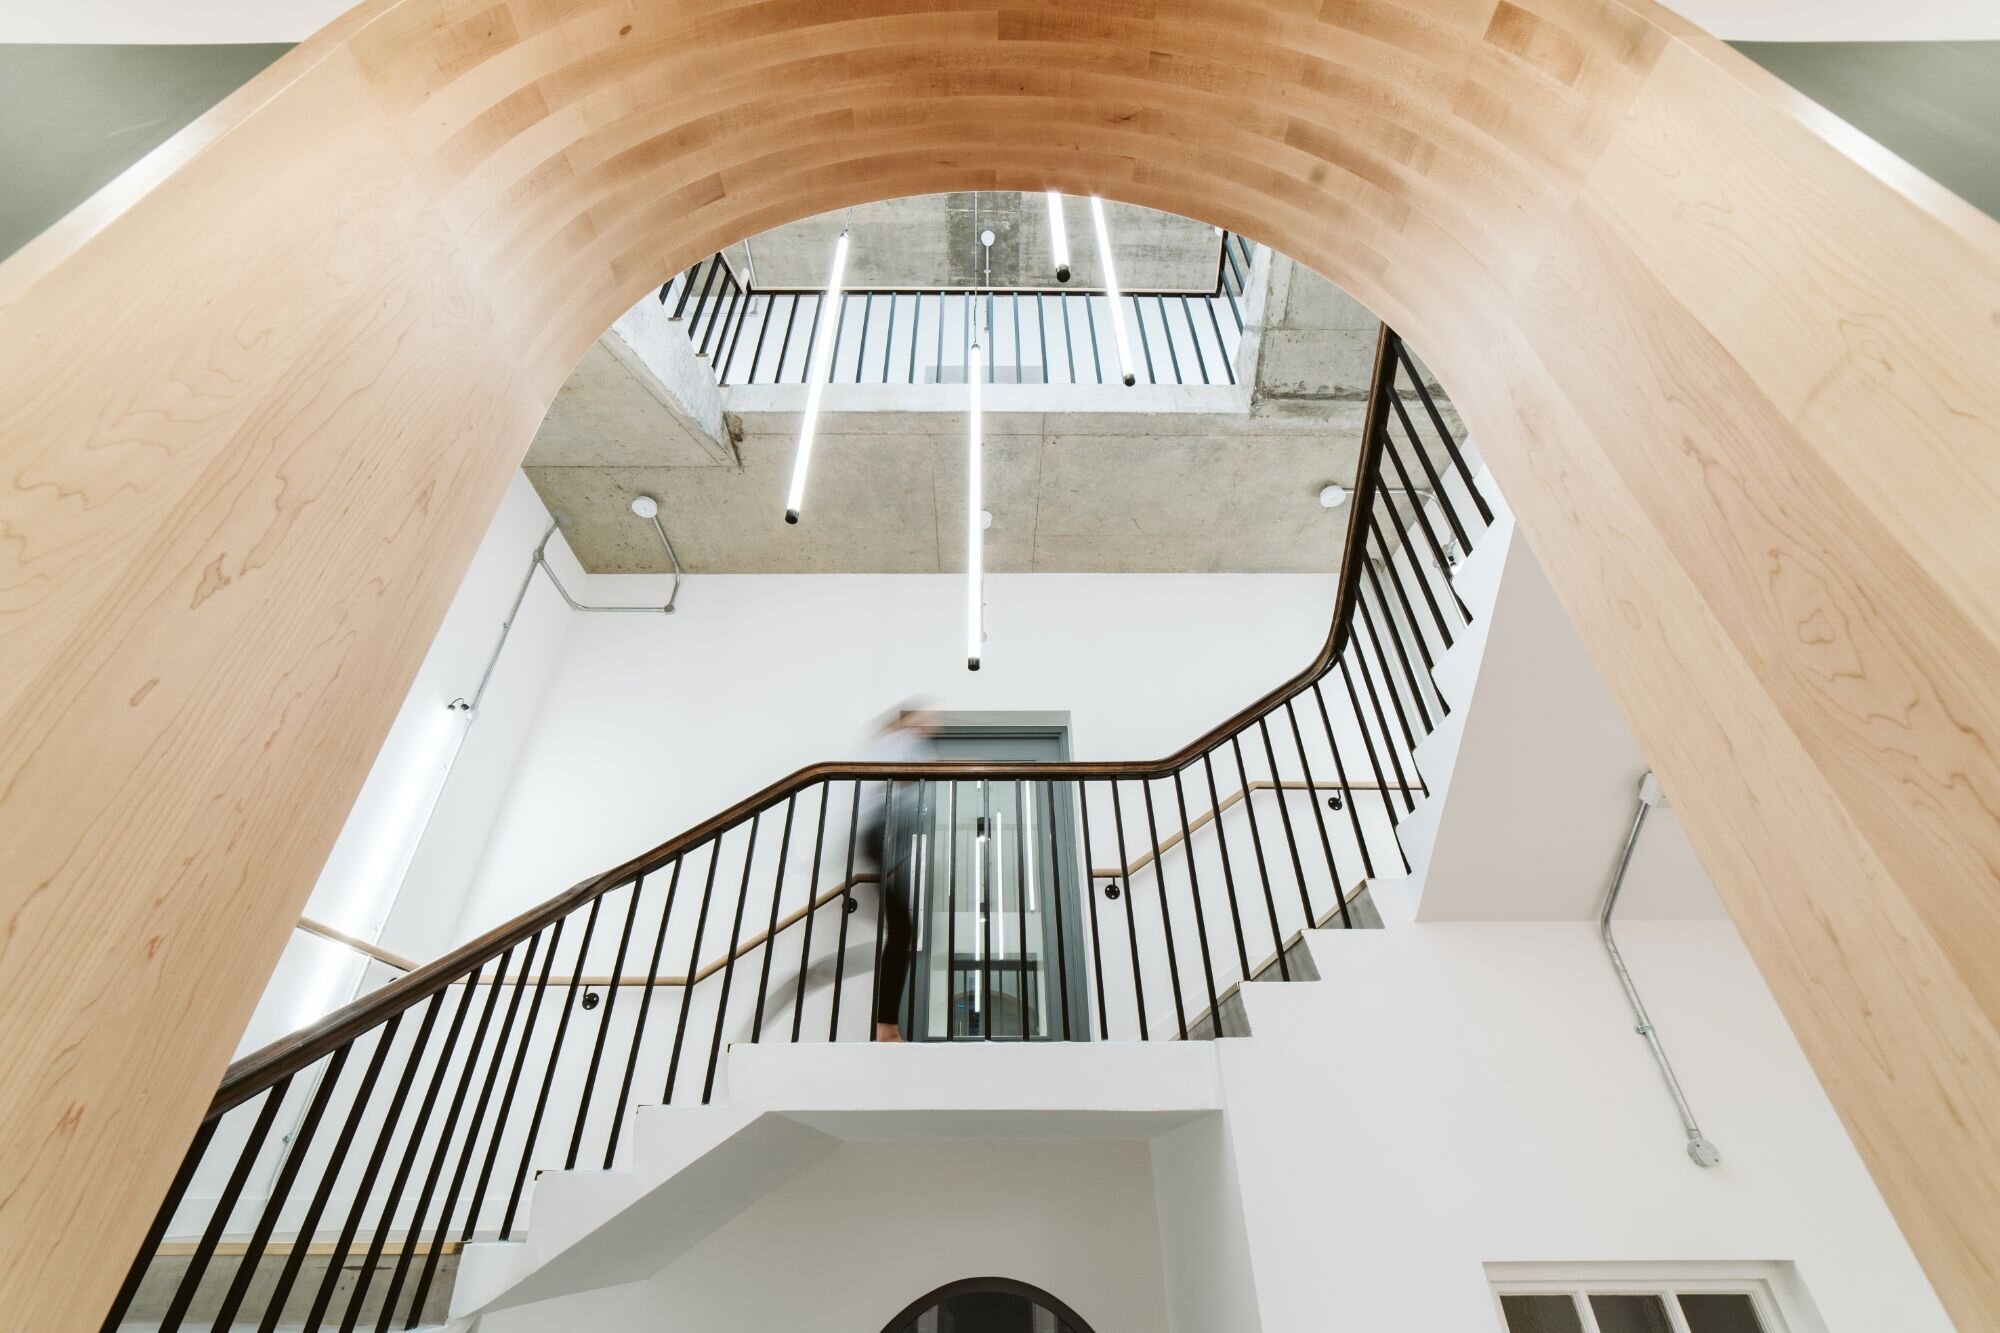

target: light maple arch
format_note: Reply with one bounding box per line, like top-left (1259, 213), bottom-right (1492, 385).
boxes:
top-left (1, 0), bottom-right (1996, 1325)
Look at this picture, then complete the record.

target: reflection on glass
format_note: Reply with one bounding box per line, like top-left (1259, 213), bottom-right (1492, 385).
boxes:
top-left (1590, 1293), bottom-right (1676, 1333)
top-left (1678, 1293), bottom-right (1766, 1333)
top-left (1499, 1294), bottom-right (1586, 1333)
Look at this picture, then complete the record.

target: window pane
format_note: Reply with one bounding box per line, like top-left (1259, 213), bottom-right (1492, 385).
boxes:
top-left (1679, 1293), bottom-right (1767, 1333)
top-left (1590, 1294), bottom-right (1676, 1333)
top-left (1500, 1294), bottom-right (1585, 1333)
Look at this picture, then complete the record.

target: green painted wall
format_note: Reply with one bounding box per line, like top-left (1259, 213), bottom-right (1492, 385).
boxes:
top-left (0, 43), bottom-right (290, 261)
top-left (1733, 41), bottom-right (1999, 221)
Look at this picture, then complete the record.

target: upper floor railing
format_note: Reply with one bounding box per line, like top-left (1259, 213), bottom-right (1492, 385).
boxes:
top-left (664, 232), bottom-right (1260, 388)
top-left (104, 326), bottom-right (1490, 1333)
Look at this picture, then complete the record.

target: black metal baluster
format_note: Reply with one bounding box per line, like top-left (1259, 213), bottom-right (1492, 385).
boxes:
top-left (1358, 587), bottom-right (1430, 749)
top-left (1359, 558), bottom-right (1436, 739)
top-left (980, 800), bottom-right (994, 1039)
top-left (719, 288), bottom-right (752, 384)
top-left (1200, 750), bottom-right (1253, 979)
top-left (1013, 292), bottom-right (1023, 383)
top-left (1084, 295), bottom-right (1102, 384)
top-left (871, 780), bottom-right (899, 1041)
top-left (1336, 654), bottom-right (1406, 848)
top-left (881, 292), bottom-right (896, 382)
top-left (340, 976), bottom-right (479, 1333)
top-left (665, 839), bottom-right (723, 1101)
top-left (501, 899), bottom-right (599, 1235)
top-left (830, 296), bottom-right (851, 383)
top-left (1383, 403), bottom-right (1469, 569)
top-left (1310, 681), bottom-right (1377, 881)
top-left (799, 293), bottom-right (824, 386)
top-left (1170, 770), bottom-right (1223, 1033)
top-left (481, 920), bottom-right (562, 1240)
top-left (1370, 510), bottom-right (1449, 666)
top-left (374, 955), bottom-right (508, 1333)
top-left (1138, 779), bottom-right (1189, 1040)
top-left (746, 295), bottom-right (776, 384)
top-left (605, 866), bottom-right (677, 1168)
top-left (699, 276), bottom-right (736, 358)
top-left (1396, 341), bottom-right (1492, 524)
top-left (102, 1118), bottom-right (219, 1332)
top-left (468, 924), bottom-right (556, 1224)
top-left (1044, 781), bottom-right (1075, 1041)
top-left (1107, 782), bottom-right (1149, 1039)
top-left (944, 781), bottom-right (958, 1038)
top-left (302, 996), bottom-right (432, 1328)
top-left (1037, 292), bottom-right (1050, 383)
top-left (1076, 783), bottom-right (1108, 1039)
top-left (1255, 717), bottom-right (1314, 925)
top-left (686, 259), bottom-right (721, 339)
top-left (752, 797), bottom-right (800, 1042)
top-left (911, 293), bottom-right (923, 383)
top-left (1285, 699), bottom-right (1349, 925)
top-left (258, 1017), bottom-right (398, 1332)
top-left (670, 260), bottom-right (702, 319)
top-left (1387, 390), bottom-right (1473, 557)
top-left (775, 294), bottom-right (801, 382)
top-left (1350, 627), bottom-right (1421, 813)
top-left (704, 812), bottom-right (764, 1100)
top-left (827, 782), bottom-right (864, 1042)
top-left (1375, 495), bottom-right (1454, 650)
top-left (1136, 295), bottom-right (1159, 383)
top-left (304, 1000), bottom-right (437, 1333)
top-left (1204, 294), bottom-right (1234, 384)
top-left (158, 1079), bottom-right (291, 1333)
top-left (1179, 295), bottom-right (1210, 384)
top-left (1014, 781), bottom-right (1034, 1039)
top-left (1229, 734), bottom-right (1289, 981)
top-left (1061, 293), bottom-right (1077, 383)
top-left (791, 784), bottom-right (833, 1042)
top-left (853, 293), bottom-right (872, 382)
top-left (411, 938), bottom-right (536, 1324)
top-left (570, 882), bottom-right (644, 1167)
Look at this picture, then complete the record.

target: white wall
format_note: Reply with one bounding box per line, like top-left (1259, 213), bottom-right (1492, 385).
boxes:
top-left (450, 571), bottom-right (1337, 945)
top-left (1220, 921), bottom-right (1949, 1332)
top-left (233, 473), bottom-right (575, 1057)
top-left (478, 1140), bottom-right (1174, 1333)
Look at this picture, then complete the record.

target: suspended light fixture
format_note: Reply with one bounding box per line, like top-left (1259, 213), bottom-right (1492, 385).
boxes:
top-left (1045, 190), bottom-right (1071, 283)
top-left (1089, 196), bottom-right (1136, 386)
top-left (784, 228), bottom-right (850, 523)
top-left (966, 336), bottom-right (985, 671)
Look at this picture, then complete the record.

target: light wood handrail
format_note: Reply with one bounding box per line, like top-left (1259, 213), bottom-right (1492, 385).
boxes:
top-left (1089, 779), bottom-right (1394, 881)
top-left (295, 917), bottom-right (421, 973)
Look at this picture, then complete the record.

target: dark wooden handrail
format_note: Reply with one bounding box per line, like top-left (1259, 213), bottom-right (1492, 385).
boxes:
top-left (208, 326), bottom-right (1403, 1121)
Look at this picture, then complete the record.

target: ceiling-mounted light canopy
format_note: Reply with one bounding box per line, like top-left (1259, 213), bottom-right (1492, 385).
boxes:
top-left (967, 339), bottom-right (985, 672)
top-left (1089, 197), bottom-right (1136, 386)
top-left (784, 229), bottom-right (850, 523)
top-left (1046, 191), bottom-right (1071, 283)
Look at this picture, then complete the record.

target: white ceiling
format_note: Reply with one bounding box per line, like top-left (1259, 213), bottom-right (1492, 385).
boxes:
top-left (6, 0), bottom-right (1997, 44)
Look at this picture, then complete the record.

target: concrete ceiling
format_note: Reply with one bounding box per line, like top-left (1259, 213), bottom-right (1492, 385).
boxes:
top-left (731, 195), bottom-right (1223, 292)
top-left (526, 205), bottom-right (1467, 575)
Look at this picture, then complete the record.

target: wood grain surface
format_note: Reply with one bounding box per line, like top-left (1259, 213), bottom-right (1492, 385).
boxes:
top-left (1, 0), bottom-right (1995, 1324)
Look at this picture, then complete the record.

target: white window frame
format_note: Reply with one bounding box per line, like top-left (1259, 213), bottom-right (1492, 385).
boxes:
top-left (1487, 1261), bottom-right (1824, 1333)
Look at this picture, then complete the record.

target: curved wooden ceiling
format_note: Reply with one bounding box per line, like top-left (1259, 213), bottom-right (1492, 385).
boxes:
top-left (1, 1), bottom-right (1997, 1324)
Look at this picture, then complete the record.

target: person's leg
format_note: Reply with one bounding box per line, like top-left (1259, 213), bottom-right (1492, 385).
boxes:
top-left (874, 877), bottom-right (912, 1041)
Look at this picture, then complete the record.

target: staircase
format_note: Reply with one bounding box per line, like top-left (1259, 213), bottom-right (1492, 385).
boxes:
top-left (103, 325), bottom-right (1502, 1333)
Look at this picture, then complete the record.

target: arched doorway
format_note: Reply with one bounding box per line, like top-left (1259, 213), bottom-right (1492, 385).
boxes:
top-left (880, 1278), bottom-right (1099, 1333)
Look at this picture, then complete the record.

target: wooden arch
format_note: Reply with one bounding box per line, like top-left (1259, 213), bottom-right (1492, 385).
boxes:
top-left (1, 1), bottom-right (1996, 1325)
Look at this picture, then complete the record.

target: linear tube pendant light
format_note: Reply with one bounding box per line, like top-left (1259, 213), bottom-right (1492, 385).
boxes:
top-left (1046, 190), bottom-right (1071, 283)
top-left (784, 228), bottom-right (850, 523)
top-left (967, 337), bottom-right (985, 670)
top-left (1088, 196), bottom-right (1136, 385)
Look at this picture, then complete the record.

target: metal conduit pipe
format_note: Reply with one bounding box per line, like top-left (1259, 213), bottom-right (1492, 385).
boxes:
top-left (1600, 771), bottom-right (1722, 1168)
top-left (451, 512), bottom-right (678, 716)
